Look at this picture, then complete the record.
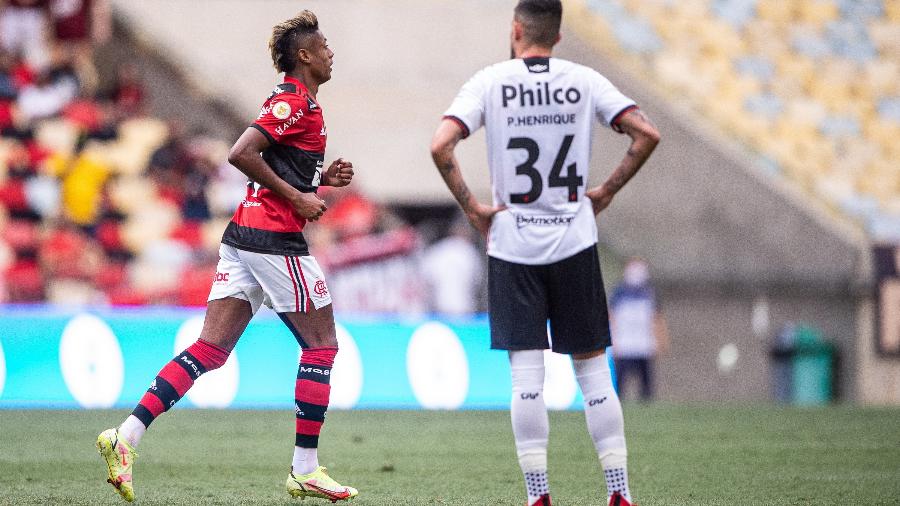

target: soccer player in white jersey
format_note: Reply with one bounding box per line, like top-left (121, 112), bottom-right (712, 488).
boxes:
top-left (430, 1), bottom-right (660, 505)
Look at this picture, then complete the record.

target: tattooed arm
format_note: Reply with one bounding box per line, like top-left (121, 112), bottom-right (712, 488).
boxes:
top-left (430, 119), bottom-right (505, 236)
top-left (586, 108), bottom-right (661, 214)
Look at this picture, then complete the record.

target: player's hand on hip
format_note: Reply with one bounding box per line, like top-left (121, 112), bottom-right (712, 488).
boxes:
top-left (291, 191), bottom-right (328, 221)
top-left (466, 202), bottom-right (506, 237)
top-left (324, 158), bottom-right (354, 187)
top-left (587, 184), bottom-right (615, 215)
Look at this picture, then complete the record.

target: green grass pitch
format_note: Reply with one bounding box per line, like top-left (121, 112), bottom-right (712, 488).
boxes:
top-left (1, 405), bottom-right (898, 505)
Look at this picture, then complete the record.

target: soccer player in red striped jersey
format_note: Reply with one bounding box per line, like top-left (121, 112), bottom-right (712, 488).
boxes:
top-left (96, 11), bottom-right (359, 503)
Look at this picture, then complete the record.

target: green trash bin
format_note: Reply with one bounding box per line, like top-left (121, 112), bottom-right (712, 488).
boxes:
top-left (791, 326), bottom-right (836, 406)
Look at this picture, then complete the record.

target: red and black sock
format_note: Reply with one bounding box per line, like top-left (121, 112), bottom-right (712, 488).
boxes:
top-left (294, 347), bottom-right (337, 448)
top-left (130, 339), bottom-right (230, 428)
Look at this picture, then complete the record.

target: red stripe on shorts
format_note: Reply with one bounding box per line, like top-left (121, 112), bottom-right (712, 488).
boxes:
top-left (295, 257), bottom-right (311, 312)
top-left (284, 256), bottom-right (300, 312)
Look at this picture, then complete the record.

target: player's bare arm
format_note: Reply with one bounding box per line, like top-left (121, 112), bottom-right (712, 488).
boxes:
top-left (654, 311), bottom-right (670, 354)
top-left (228, 127), bottom-right (328, 220)
top-left (586, 108), bottom-right (660, 214)
top-left (322, 158), bottom-right (354, 187)
top-left (430, 119), bottom-right (506, 236)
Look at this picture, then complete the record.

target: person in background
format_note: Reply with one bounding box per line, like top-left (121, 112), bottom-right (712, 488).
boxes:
top-left (609, 258), bottom-right (669, 401)
top-left (421, 214), bottom-right (483, 315)
top-left (49, 0), bottom-right (112, 94)
top-left (874, 246), bottom-right (900, 354)
top-left (0, 0), bottom-right (50, 69)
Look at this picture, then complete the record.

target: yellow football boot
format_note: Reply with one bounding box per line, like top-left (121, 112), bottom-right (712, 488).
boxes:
top-left (286, 466), bottom-right (358, 502)
top-left (96, 428), bottom-right (138, 502)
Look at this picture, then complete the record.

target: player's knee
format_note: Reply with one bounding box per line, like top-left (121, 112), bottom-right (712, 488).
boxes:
top-left (301, 345), bottom-right (339, 366)
top-left (187, 339), bottom-right (230, 371)
top-left (203, 353), bottom-right (229, 371)
top-left (574, 356), bottom-right (614, 388)
top-left (510, 350), bottom-right (545, 394)
top-left (303, 332), bottom-right (338, 348)
top-left (511, 367), bottom-right (544, 393)
top-left (572, 349), bottom-right (606, 361)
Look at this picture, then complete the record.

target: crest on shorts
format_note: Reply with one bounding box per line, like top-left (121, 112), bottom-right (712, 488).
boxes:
top-left (272, 101), bottom-right (292, 119)
top-left (314, 280), bottom-right (328, 297)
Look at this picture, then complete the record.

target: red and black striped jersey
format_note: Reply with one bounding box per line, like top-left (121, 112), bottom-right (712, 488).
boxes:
top-left (222, 76), bottom-right (327, 256)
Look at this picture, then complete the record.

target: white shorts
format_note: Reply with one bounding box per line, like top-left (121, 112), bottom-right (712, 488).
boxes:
top-left (208, 244), bottom-right (332, 314)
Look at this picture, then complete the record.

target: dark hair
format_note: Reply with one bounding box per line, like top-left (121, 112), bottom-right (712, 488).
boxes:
top-left (514, 0), bottom-right (562, 48)
top-left (269, 10), bottom-right (319, 73)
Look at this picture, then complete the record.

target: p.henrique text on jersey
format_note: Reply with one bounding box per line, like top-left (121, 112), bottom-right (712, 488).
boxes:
top-left (506, 112), bottom-right (576, 127)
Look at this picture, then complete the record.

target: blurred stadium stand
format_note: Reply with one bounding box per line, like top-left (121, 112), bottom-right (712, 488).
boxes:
top-left (0, 0), bottom-right (446, 313)
top-left (1, 0), bottom-right (898, 404)
top-left (565, 0), bottom-right (900, 241)
top-left (0, 0), bottom-right (252, 309)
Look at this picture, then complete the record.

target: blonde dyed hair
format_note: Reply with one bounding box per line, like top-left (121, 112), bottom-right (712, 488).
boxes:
top-left (269, 10), bottom-right (319, 73)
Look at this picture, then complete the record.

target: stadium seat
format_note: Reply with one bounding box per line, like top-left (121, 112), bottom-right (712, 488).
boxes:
top-left (130, 237), bottom-right (192, 294)
top-left (118, 117), bottom-right (169, 148)
top-left (108, 176), bottom-right (154, 215)
top-left (34, 119), bottom-right (79, 157)
top-left (202, 218), bottom-right (230, 251)
top-left (798, 0), bottom-right (840, 26)
top-left (120, 199), bottom-right (181, 254)
top-left (888, 1), bottom-right (900, 22)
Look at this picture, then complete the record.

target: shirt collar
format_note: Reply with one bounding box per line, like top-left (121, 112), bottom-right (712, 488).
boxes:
top-left (283, 75), bottom-right (307, 94)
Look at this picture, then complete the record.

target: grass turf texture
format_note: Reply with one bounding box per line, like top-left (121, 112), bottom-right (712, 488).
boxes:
top-left (0, 405), bottom-right (898, 505)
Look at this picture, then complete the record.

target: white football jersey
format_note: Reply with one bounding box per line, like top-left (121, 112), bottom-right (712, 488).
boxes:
top-left (444, 57), bottom-right (636, 265)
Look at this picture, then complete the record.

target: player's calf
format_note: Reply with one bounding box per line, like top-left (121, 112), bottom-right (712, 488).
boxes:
top-left (121, 338), bottom-right (231, 445)
top-left (293, 346), bottom-right (338, 474)
top-left (574, 355), bottom-right (633, 503)
top-left (510, 350), bottom-right (551, 505)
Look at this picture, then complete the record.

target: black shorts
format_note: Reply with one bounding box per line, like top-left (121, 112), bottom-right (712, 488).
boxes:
top-left (488, 245), bottom-right (611, 355)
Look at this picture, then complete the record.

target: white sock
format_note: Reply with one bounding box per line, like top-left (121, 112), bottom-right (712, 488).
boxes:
top-left (524, 470), bottom-right (549, 503)
top-left (604, 467), bottom-right (630, 501)
top-left (292, 446), bottom-right (318, 475)
top-left (573, 355), bottom-right (631, 501)
top-left (510, 350), bottom-right (550, 504)
top-left (118, 415), bottom-right (147, 448)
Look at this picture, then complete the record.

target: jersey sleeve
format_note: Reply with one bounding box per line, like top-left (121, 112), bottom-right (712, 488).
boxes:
top-left (443, 69), bottom-right (489, 138)
top-left (251, 93), bottom-right (306, 145)
top-left (591, 71), bottom-right (637, 132)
